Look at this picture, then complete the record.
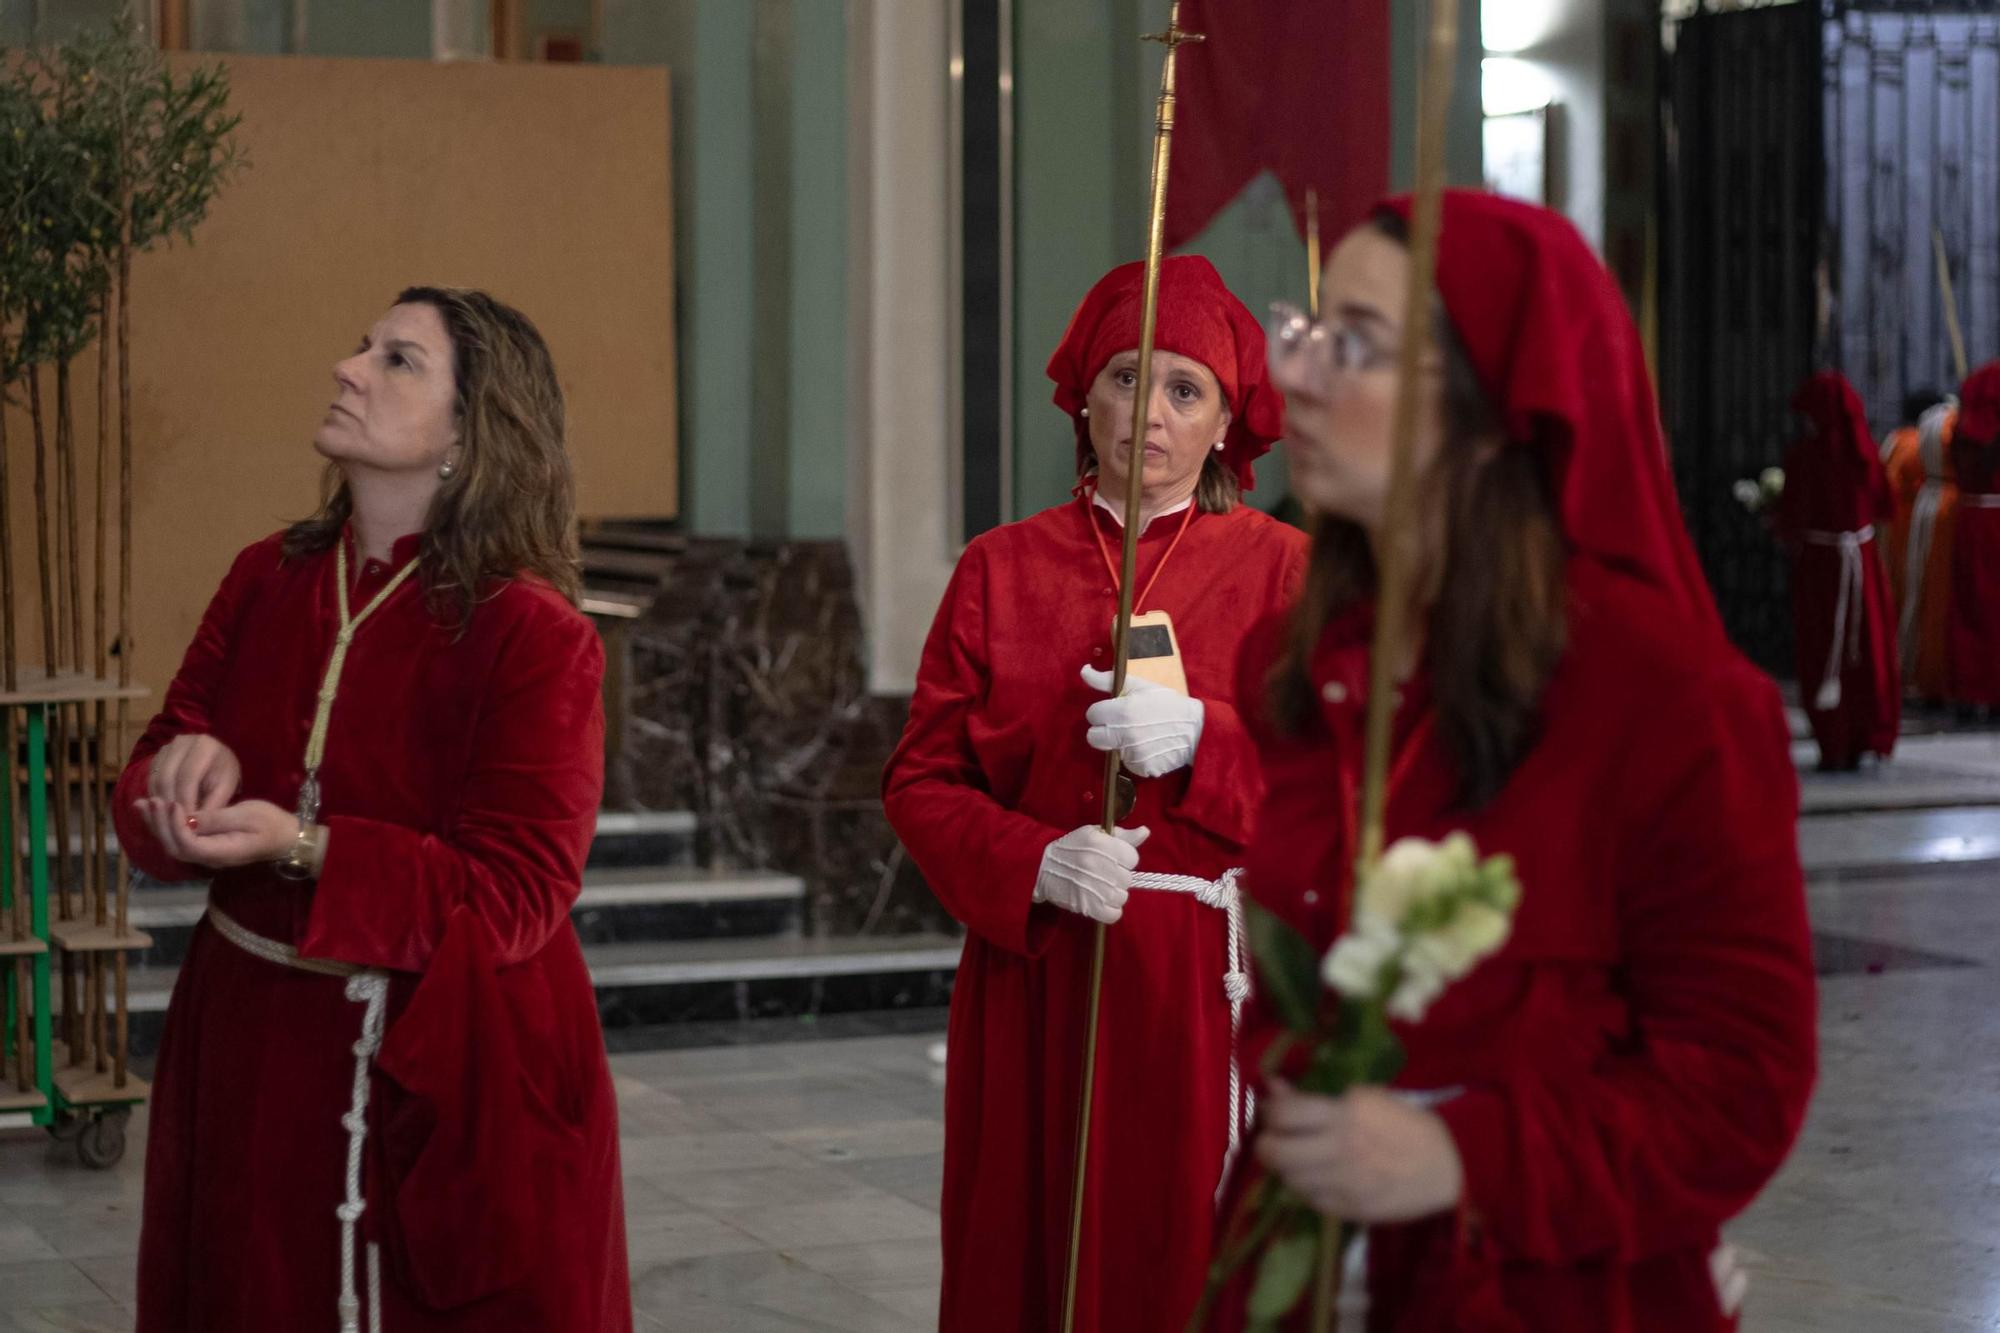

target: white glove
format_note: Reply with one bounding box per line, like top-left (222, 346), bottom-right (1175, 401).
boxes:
top-left (1081, 664), bottom-right (1205, 778)
top-left (1033, 824), bottom-right (1150, 924)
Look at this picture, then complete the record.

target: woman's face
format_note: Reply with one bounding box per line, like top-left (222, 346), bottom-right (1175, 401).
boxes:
top-left (1275, 226), bottom-right (1448, 530)
top-left (314, 303), bottom-right (460, 474)
top-left (1086, 348), bottom-right (1232, 505)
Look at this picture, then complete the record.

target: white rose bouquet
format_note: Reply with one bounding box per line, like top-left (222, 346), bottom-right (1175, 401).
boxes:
top-left (1191, 833), bottom-right (1521, 1332)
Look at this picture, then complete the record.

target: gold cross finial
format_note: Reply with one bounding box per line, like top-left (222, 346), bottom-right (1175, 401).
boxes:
top-left (1142, 1), bottom-right (1203, 51)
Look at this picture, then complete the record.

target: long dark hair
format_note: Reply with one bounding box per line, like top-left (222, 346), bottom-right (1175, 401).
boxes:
top-left (1267, 214), bottom-right (1567, 809)
top-left (283, 287), bottom-right (582, 626)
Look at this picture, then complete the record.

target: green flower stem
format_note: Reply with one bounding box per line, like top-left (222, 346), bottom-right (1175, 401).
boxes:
top-left (1309, 1222), bottom-right (1341, 1333)
top-left (1188, 1178), bottom-right (1295, 1331)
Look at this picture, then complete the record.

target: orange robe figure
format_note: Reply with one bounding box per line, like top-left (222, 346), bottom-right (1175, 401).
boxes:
top-left (1883, 404), bottom-right (1960, 701)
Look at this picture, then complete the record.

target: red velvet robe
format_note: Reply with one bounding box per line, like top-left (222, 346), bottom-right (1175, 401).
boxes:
top-left (1948, 433), bottom-right (2000, 705)
top-left (883, 496), bottom-right (1307, 1332)
top-left (1214, 558), bottom-right (1817, 1332)
top-left (116, 531), bottom-right (630, 1333)
top-left (1777, 435), bottom-right (1900, 766)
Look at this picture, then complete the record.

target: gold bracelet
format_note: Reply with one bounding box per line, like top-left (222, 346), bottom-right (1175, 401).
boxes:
top-left (274, 820), bottom-right (323, 881)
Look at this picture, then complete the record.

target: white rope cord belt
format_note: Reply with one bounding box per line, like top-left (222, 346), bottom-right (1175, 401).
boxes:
top-left (1127, 867), bottom-right (1252, 1193)
top-left (1803, 525), bottom-right (1874, 711)
top-left (208, 905), bottom-right (388, 1333)
top-left (1964, 493), bottom-right (2000, 508)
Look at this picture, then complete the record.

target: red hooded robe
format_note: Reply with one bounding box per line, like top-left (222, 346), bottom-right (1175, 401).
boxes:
top-left (1947, 362), bottom-right (2000, 705)
top-left (1212, 191), bottom-right (1817, 1332)
top-left (118, 531), bottom-right (631, 1333)
top-left (1776, 372), bottom-right (1900, 766)
top-left (884, 256), bottom-right (1309, 1331)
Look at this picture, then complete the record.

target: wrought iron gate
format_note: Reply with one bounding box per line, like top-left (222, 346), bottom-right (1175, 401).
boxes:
top-left (1662, 3), bottom-right (1821, 673)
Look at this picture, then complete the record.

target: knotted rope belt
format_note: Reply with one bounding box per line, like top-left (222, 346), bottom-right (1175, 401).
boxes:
top-left (1127, 867), bottom-right (1251, 1193)
top-left (1802, 525), bottom-right (1874, 711)
top-left (208, 904), bottom-right (388, 1333)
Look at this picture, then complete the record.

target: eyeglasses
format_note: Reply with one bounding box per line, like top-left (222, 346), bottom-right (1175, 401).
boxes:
top-left (1267, 301), bottom-right (1439, 397)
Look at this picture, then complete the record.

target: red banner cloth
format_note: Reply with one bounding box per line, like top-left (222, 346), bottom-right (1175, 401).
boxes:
top-left (1164, 0), bottom-right (1393, 251)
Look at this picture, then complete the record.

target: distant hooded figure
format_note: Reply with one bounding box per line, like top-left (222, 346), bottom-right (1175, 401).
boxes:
top-left (1776, 371), bottom-right (1900, 768)
top-left (1947, 362), bottom-right (2000, 711)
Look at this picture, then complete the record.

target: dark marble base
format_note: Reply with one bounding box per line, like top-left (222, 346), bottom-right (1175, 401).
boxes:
top-left (594, 966), bottom-right (957, 1030)
top-left (600, 1006), bottom-right (950, 1053)
top-left (612, 535), bottom-right (947, 937)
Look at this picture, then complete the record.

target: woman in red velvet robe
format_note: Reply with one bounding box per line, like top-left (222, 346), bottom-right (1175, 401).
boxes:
top-left (117, 288), bottom-right (629, 1332)
top-left (1776, 372), bottom-right (1899, 768)
top-left (883, 256), bottom-right (1308, 1331)
top-left (1211, 192), bottom-right (1817, 1331)
top-left (1948, 362), bottom-right (2000, 711)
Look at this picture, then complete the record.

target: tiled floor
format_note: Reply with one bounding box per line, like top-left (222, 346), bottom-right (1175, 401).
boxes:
top-left (2, 736), bottom-right (1997, 1332)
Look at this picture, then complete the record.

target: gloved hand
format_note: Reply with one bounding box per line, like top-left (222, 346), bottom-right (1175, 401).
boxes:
top-left (1081, 664), bottom-right (1205, 777)
top-left (1033, 823), bottom-right (1150, 924)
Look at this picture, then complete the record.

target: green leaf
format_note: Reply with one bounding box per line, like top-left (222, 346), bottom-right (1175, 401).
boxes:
top-left (1247, 901), bottom-right (1323, 1034)
top-left (1246, 1220), bottom-right (1320, 1321)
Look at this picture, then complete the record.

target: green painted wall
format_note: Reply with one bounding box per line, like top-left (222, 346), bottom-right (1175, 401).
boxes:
top-left (602, 0), bottom-right (843, 540)
top-left (1010, 0), bottom-right (1486, 522)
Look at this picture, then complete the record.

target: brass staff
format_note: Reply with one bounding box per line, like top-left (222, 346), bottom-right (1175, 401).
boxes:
top-left (1306, 187), bottom-right (1322, 320)
top-left (1356, 0), bottom-right (1459, 871)
top-left (1934, 226), bottom-right (1968, 385)
top-left (1322, 0), bottom-right (1461, 1323)
top-left (1061, 6), bottom-right (1203, 1330)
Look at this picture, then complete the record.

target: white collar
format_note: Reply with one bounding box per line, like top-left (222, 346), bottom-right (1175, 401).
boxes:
top-left (1092, 489), bottom-right (1194, 536)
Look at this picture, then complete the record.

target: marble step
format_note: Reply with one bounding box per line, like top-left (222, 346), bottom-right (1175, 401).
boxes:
top-left (118, 864), bottom-right (805, 969)
top-left (106, 930), bottom-right (964, 1060)
top-left (22, 808), bottom-right (700, 885)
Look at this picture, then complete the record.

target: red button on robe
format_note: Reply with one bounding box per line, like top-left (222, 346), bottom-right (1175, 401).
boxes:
top-left (883, 497), bottom-right (1306, 1332)
top-left (1776, 372), bottom-right (1900, 766)
top-left (115, 532), bottom-right (631, 1333)
top-left (1216, 559), bottom-right (1818, 1332)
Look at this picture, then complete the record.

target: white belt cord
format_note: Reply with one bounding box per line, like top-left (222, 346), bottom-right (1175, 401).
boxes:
top-left (1964, 493), bottom-right (2000, 508)
top-left (1803, 525), bottom-right (1873, 711)
top-left (1128, 867), bottom-right (1252, 1195)
top-left (207, 906), bottom-right (389, 1333)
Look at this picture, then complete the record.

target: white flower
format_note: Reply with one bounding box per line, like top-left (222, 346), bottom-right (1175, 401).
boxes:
top-left (1409, 899), bottom-right (1513, 981)
top-left (1386, 952), bottom-right (1448, 1022)
top-left (1360, 833), bottom-right (1477, 925)
top-left (1733, 479), bottom-right (1761, 509)
top-left (1322, 910), bottom-right (1400, 1000)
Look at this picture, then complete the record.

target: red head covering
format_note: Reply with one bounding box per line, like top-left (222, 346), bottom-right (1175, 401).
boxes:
top-left (1381, 189), bottom-right (1722, 635)
top-left (1956, 360), bottom-right (2000, 447)
top-left (1046, 254), bottom-right (1285, 490)
top-left (1789, 371), bottom-right (1876, 469)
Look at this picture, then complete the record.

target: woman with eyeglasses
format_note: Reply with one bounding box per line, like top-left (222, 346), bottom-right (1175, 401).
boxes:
top-left (883, 256), bottom-right (1308, 1331)
top-left (1211, 192), bottom-right (1817, 1330)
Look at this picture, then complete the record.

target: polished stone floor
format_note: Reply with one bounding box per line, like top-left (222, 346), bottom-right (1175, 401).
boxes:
top-left (1, 733), bottom-right (1996, 1331)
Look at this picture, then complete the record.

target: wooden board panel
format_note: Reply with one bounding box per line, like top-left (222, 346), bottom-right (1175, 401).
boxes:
top-left (1, 54), bottom-right (677, 724)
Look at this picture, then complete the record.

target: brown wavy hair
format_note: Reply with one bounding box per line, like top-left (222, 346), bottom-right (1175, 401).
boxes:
top-left (283, 287), bottom-right (582, 626)
top-left (1267, 214), bottom-right (1567, 809)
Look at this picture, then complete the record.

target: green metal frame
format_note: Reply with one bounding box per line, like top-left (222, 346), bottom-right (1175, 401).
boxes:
top-left (1, 704), bottom-right (56, 1128)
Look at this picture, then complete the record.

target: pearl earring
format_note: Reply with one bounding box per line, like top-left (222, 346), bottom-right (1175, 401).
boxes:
top-left (1080, 407), bottom-right (1091, 418)
top-left (438, 458), bottom-right (457, 480)
top-left (1213, 440), bottom-right (1225, 452)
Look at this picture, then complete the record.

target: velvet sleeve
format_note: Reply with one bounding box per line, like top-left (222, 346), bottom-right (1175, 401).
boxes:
top-left (299, 598), bottom-right (605, 972)
top-left (111, 538), bottom-right (279, 885)
top-left (882, 543), bottom-right (1066, 957)
top-left (1437, 663), bottom-right (1817, 1263)
top-left (1169, 539), bottom-right (1307, 849)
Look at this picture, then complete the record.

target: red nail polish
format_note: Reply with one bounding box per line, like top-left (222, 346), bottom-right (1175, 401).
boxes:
top-left (186, 816), bottom-right (199, 830)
